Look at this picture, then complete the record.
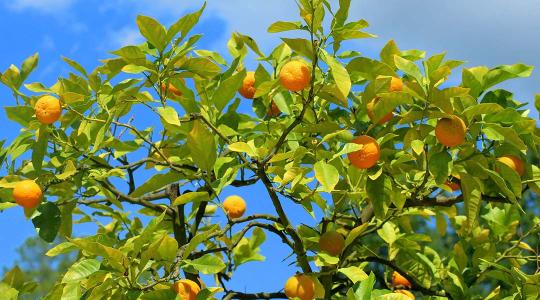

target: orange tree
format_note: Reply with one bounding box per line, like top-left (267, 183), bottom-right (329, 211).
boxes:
top-left (1, 0), bottom-right (540, 299)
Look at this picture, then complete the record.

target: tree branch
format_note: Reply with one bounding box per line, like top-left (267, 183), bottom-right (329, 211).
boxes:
top-left (257, 164), bottom-right (312, 273)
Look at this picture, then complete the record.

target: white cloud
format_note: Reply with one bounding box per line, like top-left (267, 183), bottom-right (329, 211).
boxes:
top-left (40, 35), bottom-right (56, 50)
top-left (107, 26), bottom-right (144, 48)
top-left (5, 0), bottom-right (75, 13)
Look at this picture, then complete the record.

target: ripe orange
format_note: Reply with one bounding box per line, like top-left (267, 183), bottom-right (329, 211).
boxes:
top-left (279, 61), bottom-right (311, 91)
top-left (223, 195), bottom-right (246, 219)
top-left (435, 115), bottom-right (467, 147)
top-left (348, 135), bottom-right (381, 169)
top-left (284, 274), bottom-right (315, 300)
top-left (35, 95), bottom-right (62, 125)
top-left (395, 290), bottom-right (415, 299)
top-left (319, 231), bottom-right (345, 256)
top-left (445, 180), bottom-right (460, 191)
top-left (12, 180), bottom-right (42, 209)
top-left (497, 155), bottom-right (525, 176)
top-left (239, 71), bottom-right (256, 99)
top-left (268, 101), bottom-right (281, 117)
top-left (366, 97), bottom-right (393, 124)
top-left (392, 271), bottom-right (412, 289)
top-left (160, 78), bottom-right (185, 98)
top-left (390, 77), bottom-right (403, 92)
top-left (172, 279), bottom-right (200, 300)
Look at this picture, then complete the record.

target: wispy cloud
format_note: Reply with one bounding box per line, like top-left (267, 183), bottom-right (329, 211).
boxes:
top-left (107, 26), bottom-right (144, 49)
top-left (4, 0), bottom-right (75, 14)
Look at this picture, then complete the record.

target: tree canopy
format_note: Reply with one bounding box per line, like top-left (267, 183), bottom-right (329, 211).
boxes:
top-left (0, 0), bottom-right (539, 299)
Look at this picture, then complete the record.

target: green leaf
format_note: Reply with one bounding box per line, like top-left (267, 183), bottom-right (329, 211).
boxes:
top-left (59, 202), bottom-right (76, 238)
top-left (136, 15), bottom-right (167, 52)
top-left (460, 173), bottom-right (482, 231)
top-left (4, 106), bottom-right (34, 127)
top-left (2, 266), bottom-right (26, 289)
top-left (110, 46), bottom-right (146, 65)
top-left (463, 103), bottom-right (504, 120)
top-left (173, 191), bottom-right (209, 206)
top-left (62, 56), bottom-right (87, 77)
top-left (187, 120), bottom-right (217, 171)
top-left (429, 151), bottom-right (452, 185)
top-left (373, 92), bottom-right (413, 121)
top-left (140, 289), bottom-right (178, 300)
top-left (380, 40), bottom-right (400, 68)
top-left (32, 202), bottom-right (61, 243)
top-left (320, 49), bottom-right (351, 103)
top-left (130, 171), bottom-right (183, 197)
top-left (183, 227), bottom-right (219, 258)
top-left (32, 125), bottom-right (49, 172)
top-left (156, 106), bottom-right (181, 128)
top-left (314, 161), bottom-right (339, 192)
top-left (167, 3), bottom-right (206, 41)
top-left (366, 174), bottom-right (391, 218)
top-left (177, 57), bottom-right (221, 78)
top-left (346, 57), bottom-right (395, 81)
top-left (354, 272), bottom-right (376, 300)
top-left (46, 242), bottom-right (77, 257)
top-left (411, 140), bottom-right (424, 155)
top-left (61, 282), bottom-right (81, 300)
top-left (186, 254), bottom-right (226, 274)
top-left (234, 32), bottom-right (265, 57)
top-left (0, 283), bottom-right (18, 300)
top-left (281, 38), bottom-right (313, 59)
top-left (338, 266), bottom-right (368, 283)
top-left (344, 223), bottom-right (369, 248)
top-left (233, 227), bottom-right (266, 265)
top-left (268, 21), bottom-right (302, 33)
top-left (21, 53), bottom-right (39, 81)
top-left (0, 203), bottom-right (17, 211)
top-left (482, 124), bottom-right (526, 150)
top-left (462, 66), bottom-right (488, 97)
top-left (483, 64), bottom-right (534, 89)
top-left (394, 55), bottom-right (423, 82)
top-left (212, 70), bottom-right (246, 112)
top-left (156, 235), bottom-right (179, 262)
top-left (62, 259), bottom-right (100, 283)
top-left (228, 142), bottom-right (257, 158)
top-left (56, 160), bottom-right (77, 180)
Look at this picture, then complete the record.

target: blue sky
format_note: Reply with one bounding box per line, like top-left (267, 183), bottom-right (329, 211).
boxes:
top-left (0, 0), bottom-right (539, 295)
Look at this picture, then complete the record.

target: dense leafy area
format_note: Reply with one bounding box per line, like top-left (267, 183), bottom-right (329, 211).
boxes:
top-left (1, 0), bottom-right (540, 299)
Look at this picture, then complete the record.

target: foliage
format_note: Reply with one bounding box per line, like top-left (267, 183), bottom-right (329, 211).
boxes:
top-left (1, 237), bottom-right (75, 299)
top-left (0, 0), bottom-right (540, 299)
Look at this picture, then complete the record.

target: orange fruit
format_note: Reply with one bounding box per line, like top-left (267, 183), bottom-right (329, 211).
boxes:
top-left (367, 97), bottom-right (393, 124)
top-left (497, 155), bottom-right (525, 176)
top-left (35, 95), bottom-right (62, 125)
top-left (435, 115), bottom-right (467, 147)
top-left (392, 271), bottom-right (412, 289)
top-left (172, 279), bottom-right (200, 300)
top-left (223, 195), bottom-right (246, 219)
top-left (348, 135), bottom-right (381, 169)
top-left (445, 180), bottom-right (460, 191)
top-left (239, 71), bottom-right (256, 99)
top-left (160, 78), bottom-right (185, 98)
top-left (12, 180), bottom-right (42, 209)
top-left (319, 231), bottom-right (345, 256)
top-left (395, 290), bottom-right (415, 299)
top-left (279, 61), bottom-right (311, 91)
top-left (390, 77), bottom-right (403, 92)
top-left (284, 274), bottom-right (315, 300)
top-left (268, 101), bottom-right (281, 117)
